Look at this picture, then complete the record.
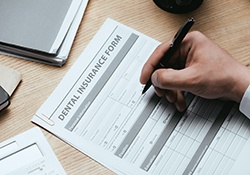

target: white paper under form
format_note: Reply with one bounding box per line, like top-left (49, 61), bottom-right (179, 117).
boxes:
top-left (0, 127), bottom-right (66, 175)
top-left (32, 18), bottom-right (250, 175)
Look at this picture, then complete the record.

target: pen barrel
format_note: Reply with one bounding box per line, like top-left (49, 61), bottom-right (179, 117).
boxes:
top-left (158, 45), bottom-right (176, 67)
top-left (159, 18), bottom-right (194, 67)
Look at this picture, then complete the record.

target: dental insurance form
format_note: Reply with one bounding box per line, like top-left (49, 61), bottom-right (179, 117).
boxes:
top-left (32, 18), bottom-right (250, 175)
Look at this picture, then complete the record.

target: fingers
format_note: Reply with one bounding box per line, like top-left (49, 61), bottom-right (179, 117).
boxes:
top-left (155, 88), bottom-right (186, 112)
top-left (154, 86), bottom-right (186, 112)
top-left (140, 41), bottom-right (172, 84)
top-left (140, 31), bottom-right (196, 85)
top-left (174, 91), bottom-right (186, 112)
top-left (151, 67), bottom-right (197, 91)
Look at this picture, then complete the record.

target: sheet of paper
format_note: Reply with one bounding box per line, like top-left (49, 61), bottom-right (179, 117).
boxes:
top-left (0, 127), bottom-right (66, 175)
top-left (32, 18), bottom-right (250, 175)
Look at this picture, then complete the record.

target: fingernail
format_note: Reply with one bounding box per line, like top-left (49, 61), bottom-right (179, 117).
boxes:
top-left (151, 72), bottom-right (158, 86)
top-left (166, 94), bottom-right (174, 103)
top-left (176, 103), bottom-right (185, 112)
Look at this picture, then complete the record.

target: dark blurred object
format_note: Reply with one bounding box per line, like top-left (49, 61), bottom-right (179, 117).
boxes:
top-left (153, 0), bottom-right (203, 13)
top-left (0, 86), bottom-right (10, 112)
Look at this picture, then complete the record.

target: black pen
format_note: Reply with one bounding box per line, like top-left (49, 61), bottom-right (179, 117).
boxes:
top-left (141, 18), bottom-right (195, 94)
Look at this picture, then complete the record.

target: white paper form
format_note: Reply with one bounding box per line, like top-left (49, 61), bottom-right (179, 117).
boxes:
top-left (32, 18), bottom-right (250, 175)
top-left (0, 127), bottom-right (66, 175)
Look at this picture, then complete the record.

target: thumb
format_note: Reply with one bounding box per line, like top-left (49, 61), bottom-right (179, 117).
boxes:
top-left (151, 68), bottom-right (195, 91)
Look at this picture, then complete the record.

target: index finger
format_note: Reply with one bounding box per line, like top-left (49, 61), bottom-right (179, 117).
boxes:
top-left (140, 40), bottom-right (172, 84)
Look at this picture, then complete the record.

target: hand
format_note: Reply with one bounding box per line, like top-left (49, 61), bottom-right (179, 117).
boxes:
top-left (140, 31), bottom-right (250, 111)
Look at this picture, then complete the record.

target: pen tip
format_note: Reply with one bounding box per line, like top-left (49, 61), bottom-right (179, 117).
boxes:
top-left (141, 89), bottom-right (147, 95)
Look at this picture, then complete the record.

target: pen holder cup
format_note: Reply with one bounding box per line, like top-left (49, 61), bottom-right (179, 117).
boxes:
top-left (153, 0), bottom-right (203, 13)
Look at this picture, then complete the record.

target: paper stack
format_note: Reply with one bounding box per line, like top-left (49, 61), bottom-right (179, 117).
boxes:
top-left (0, 0), bottom-right (89, 66)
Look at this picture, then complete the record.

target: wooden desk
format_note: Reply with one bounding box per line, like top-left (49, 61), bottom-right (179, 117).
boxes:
top-left (1, 0), bottom-right (250, 174)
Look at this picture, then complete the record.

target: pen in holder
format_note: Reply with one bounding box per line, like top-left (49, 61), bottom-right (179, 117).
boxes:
top-left (153, 0), bottom-right (203, 13)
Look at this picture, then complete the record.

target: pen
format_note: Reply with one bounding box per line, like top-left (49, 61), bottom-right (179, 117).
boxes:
top-left (142, 18), bottom-right (195, 94)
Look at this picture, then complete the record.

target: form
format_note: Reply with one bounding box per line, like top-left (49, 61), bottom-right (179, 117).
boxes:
top-left (32, 18), bottom-right (250, 175)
